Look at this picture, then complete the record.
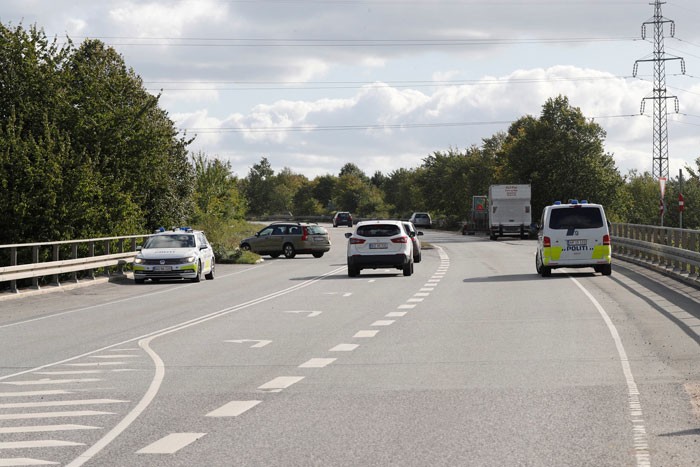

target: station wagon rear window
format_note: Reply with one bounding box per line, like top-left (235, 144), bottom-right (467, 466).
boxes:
top-left (548, 208), bottom-right (604, 230)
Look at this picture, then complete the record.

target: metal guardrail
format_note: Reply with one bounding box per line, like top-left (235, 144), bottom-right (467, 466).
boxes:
top-left (0, 234), bottom-right (151, 294)
top-left (611, 223), bottom-right (700, 287)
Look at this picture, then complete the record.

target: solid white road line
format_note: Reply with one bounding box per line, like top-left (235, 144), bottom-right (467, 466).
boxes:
top-left (206, 400), bottom-right (261, 417)
top-left (61, 362), bottom-right (125, 367)
top-left (0, 411), bottom-right (114, 421)
top-left (0, 458), bottom-right (59, 466)
top-left (0, 440), bottom-right (84, 449)
top-left (0, 390), bottom-right (71, 398)
top-left (0, 399), bottom-right (127, 409)
top-left (1, 378), bottom-right (102, 386)
top-left (136, 433), bottom-right (206, 454)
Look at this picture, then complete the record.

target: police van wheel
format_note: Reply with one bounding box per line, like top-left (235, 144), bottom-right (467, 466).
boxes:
top-left (541, 266), bottom-right (551, 278)
top-left (600, 264), bottom-right (612, 276)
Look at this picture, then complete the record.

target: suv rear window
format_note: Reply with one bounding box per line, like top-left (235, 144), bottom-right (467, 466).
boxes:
top-left (548, 207), bottom-right (603, 230)
top-left (357, 224), bottom-right (401, 237)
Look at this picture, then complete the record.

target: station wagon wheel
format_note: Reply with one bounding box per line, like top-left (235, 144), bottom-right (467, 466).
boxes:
top-left (269, 252), bottom-right (280, 258)
top-left (283, 243), bottom-right (296, 259)
top-left (312, 252), bottom-right (324, 258)
top-left (240, 243), bottom-right (251, 251)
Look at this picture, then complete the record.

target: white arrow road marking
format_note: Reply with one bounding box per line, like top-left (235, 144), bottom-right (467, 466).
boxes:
top-left (206, 400), bottom-right (261, 417)
top-left (225, 339), bottom-right (272, 348)
top-left (0, 411), bottom-right (115, 421)
top-left (0, 399), bottom-right (128, 409)
top-left (329, 344), bottom-right (358, 352)
top-left (0, 458), bottom-right (59, 465)
top-left (258, 377), bottom-right (304, 391)
top-left (0, 440), bottom-right (85, 449)
top-left (136, 433), bottom-right (206, 454)
top-left (299, 358), bottom-right (336, 368)
top-left (0, 425), bottom-right (101, 434)
top-left (284, 310), bottom-right (322, 318)
top-left (353, 330), bottom-right (378, 338)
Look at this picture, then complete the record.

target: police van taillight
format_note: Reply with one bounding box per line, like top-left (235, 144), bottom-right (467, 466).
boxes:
top-left (603, 234), bottom-right (610, 246)
top-left (543, 236), bottom-right (551, 247)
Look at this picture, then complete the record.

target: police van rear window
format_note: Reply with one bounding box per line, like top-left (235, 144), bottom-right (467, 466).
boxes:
top-left (549, 207), bottom-right (603, 230)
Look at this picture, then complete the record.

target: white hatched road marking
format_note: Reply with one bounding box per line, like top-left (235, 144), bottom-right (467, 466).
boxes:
top-left (0, 390), bottom-right (70, 398)
top-left (0, 458), bottom-right (59, 466)
top-left (0, 425), bottom-right (100, 434)
top-left (0, 440), bottom-right (84, 449)
top-left (354, 330), bottom-right (379, 338)
top-left (0, 411), bottom-right (114, 421)
top-left (258, 377), bottom-right (304, 391)
top-left (136, 433), bottom-right (206, 454)
top-left (206, 401), bottom-right (261, 417)
top-left (1, 379), bottom-right (102, 386)
top-left (329, 344), bottom-right (358, 352)
top-left (299, 358), bottom-right (336, 368)
top-left (0, 399), bottom-right (128, 409)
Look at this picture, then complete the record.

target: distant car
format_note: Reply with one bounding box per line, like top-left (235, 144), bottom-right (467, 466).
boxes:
top-left (403, 221), bottom-right (423, 263)
top-left (239, 222), bottom-right (331, 258)
top-left (345, 220), bottom-right (414, 277)
top-left (133, 227), bottom-right (215, 283)
top-left (333, 211), bottom-right (353, 227)
top-left (409, 212), bottom-right (432, 228)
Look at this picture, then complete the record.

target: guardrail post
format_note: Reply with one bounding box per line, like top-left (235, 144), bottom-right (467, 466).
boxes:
top-left (103, 240), bottom-right (111, 277)
top-left (690, 231), bottom-right (699, 282)
top-left (87, 241), bottom-right (95, 280)
top-left (52, 244), bottom-right (61, 286)
top-left (71, 244), bottom-right (79, 283)
top-left (31, 246), bottom-right (40, 290)
top-left (9, 247), bottom-right (18, 294)
top-left (117, 239), bottom-right (125, 276)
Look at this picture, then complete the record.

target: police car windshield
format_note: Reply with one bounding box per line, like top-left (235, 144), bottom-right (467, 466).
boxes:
top-left (549, 208), bottom-right (603, 230)
top-left (144, 234), bottom-right (195, 249)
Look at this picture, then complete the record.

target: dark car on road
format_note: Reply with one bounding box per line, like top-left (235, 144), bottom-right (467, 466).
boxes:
top-left (333, 211), bottom-right (353, 227)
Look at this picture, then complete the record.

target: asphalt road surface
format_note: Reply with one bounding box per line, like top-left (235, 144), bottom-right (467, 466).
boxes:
top-left (1, 226), bottom-right (699, 466)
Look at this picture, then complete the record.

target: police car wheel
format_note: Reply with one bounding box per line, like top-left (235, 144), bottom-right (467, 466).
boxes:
top-left (205, 259), bottom-right (215, 280)
top-left (191, 261), bottom-right (202, 282)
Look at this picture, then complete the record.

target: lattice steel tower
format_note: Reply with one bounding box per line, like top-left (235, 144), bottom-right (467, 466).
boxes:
top-left (632, 0), bottom-right (685, 181)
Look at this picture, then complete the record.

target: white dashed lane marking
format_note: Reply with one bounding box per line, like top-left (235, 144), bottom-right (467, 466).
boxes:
top-left (258, 377), bottom-right (304, 391)
top-left (354, 330), bottom-right (379, 338)
top-left (299, 358), bottom-right (336, 368)
top-left (371, 320), bottom-right (395, 326)
top-left (329, 344), bottom-right (358, 352)
top-left (385, 312), bottom-right (407, 317)
top-left (136, 433), bottom-right (206, 454)
top-left (206, 401), bottom-right (261, 417)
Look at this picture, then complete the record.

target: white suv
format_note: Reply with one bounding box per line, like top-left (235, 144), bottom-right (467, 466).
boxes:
top-left (345, 220), bottom-right (414, 277)
top-left (535, 201), bottom-right (611, 277)
top-left (133, 227), bottom-right (215, 283)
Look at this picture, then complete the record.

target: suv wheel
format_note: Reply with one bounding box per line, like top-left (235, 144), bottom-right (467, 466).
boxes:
top-left (348, 265), bottom-right (359, 277)
top-left (283, 243), bottom-right (296, 259)
top-left (403, 261), bottom-right (413, 277)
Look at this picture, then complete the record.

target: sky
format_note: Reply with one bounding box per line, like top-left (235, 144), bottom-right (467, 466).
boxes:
top-left (2, 0), bottom-right (700, 181)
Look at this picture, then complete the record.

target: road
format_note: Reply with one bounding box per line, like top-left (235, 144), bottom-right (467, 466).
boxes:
top-left (1, 226), bottom-right (699, 466)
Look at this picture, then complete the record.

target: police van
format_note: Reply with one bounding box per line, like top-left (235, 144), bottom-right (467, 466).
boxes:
top-left (535, 200), bottom-right (611, 277)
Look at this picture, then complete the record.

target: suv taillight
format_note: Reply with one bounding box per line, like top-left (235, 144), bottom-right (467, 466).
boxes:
top-left (391, 236), bottom-right (409, 244)
top-left (349, 237), bottom-right (365, 244)
top-left (603, 234), bottom-right (610, 246)
top-left (301, 227), bottom-right (308, 241)
top-left (543, 236), bottom-right (551, 248)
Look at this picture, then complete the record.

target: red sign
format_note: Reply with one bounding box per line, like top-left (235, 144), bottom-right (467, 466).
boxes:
top-left (679, 193), bottom-right (685, 212)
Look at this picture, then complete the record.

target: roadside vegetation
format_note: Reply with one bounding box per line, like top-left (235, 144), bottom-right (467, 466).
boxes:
top-left (2, 23), bottom-right (699, 265)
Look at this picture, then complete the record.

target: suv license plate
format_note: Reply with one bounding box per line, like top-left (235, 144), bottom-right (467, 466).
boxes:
top-left (369, 243), bottom-right (388, 249)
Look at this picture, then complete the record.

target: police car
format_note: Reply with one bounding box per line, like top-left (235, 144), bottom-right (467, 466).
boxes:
top-left (133, 227), bottom-right (215, 283)
top-left (535, 200), bottom-right (612, 277)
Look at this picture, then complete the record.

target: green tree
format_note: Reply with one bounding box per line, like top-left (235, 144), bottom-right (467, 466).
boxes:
top-left (496, 95), bottom-right (622, 218)
top-left (242, 157), bottom-right (275, 216)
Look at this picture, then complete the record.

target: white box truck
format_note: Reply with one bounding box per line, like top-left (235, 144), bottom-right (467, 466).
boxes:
top-left (488, 184), bottom-right (532, 240)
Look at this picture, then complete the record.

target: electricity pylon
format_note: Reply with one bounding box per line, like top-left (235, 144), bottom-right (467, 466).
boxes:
top-left (632, 0), bottom-right (685, 181)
